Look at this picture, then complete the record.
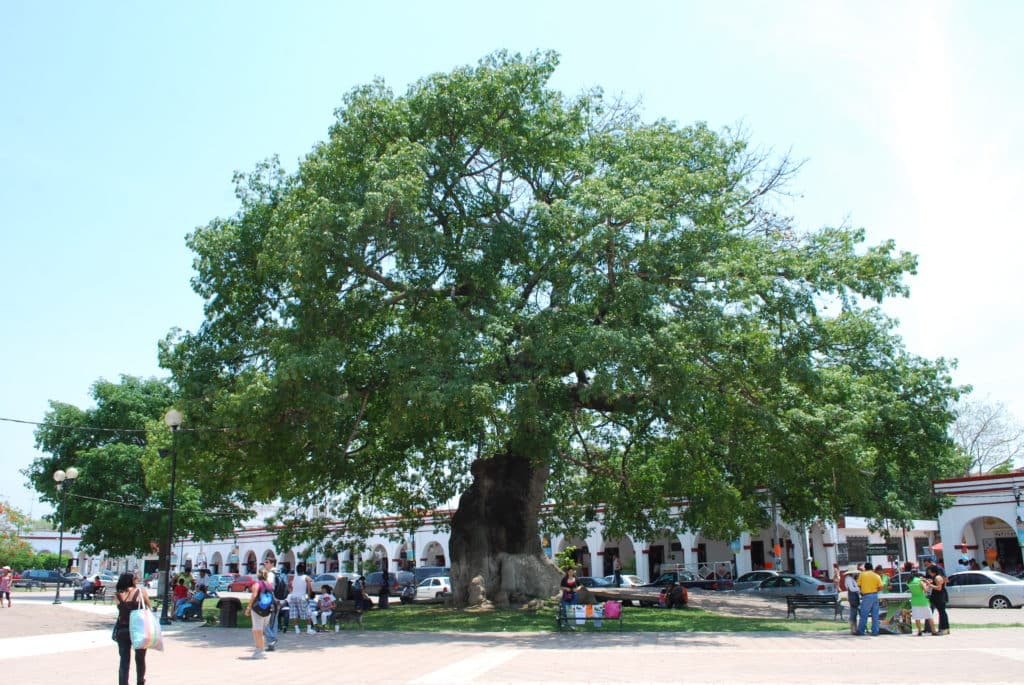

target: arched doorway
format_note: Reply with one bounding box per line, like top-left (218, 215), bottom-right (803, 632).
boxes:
top-left (227, 545), bottom-right (240, 573)
top-left (958, 516), bottom-right (1023, 572)
top-left (558, 538), bottom-right (590, 574)
top-left (602, 537), bottom-right (636, 583)
top-left (244, 551), bottom-right (257, 574)
top-left (421, 541), bottom-right (447, 567)
top-left (369, 545), bottom-right (389, 575)
top-left (210, 552), bottom-right (223, 575)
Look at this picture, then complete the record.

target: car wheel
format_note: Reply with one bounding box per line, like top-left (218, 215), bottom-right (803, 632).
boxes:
top-left (989, 595), bottom-right (1012, 609)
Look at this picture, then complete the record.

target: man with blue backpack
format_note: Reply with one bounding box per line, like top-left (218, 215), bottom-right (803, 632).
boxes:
top-left (261, 558), bottom-right (282, 651)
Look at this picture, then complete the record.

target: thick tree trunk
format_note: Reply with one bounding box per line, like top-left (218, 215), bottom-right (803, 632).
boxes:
top-left (449, 452), bottom-right (562, 608)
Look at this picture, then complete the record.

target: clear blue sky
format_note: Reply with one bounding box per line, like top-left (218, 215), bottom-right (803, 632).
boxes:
top-left (2, 1), bottom-right (1022, 517)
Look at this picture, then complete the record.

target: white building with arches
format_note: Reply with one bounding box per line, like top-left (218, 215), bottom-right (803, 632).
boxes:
top-left (19, 502), bottom-right (945, 582)
top-left (146, 502), bottom-right (937, 584)
top-left (933, 472), bottom-right (1024, 573)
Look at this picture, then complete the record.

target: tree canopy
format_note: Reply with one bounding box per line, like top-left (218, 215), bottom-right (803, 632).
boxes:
top-left (161, 51), bottom-right (964, 571)
top-left (25, 376), bottom-right (253, 558)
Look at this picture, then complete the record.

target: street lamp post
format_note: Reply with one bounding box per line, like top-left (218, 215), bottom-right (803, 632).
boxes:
top-left (52, 466), bottom-right (79, 604)
top-left (159, 409), bottom-right (183, 626)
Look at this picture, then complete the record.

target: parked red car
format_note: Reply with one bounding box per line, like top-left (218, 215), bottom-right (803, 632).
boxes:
top-left (227, 575), bottom-right (255, 592)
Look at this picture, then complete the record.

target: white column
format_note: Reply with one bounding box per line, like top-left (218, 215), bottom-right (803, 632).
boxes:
top-left (550, 534), bottom-right (565, 560)
top-left (735, 532), bottom-right (752, 576)
top-left (676, 532), bottom-right (696, 570)
top-left (633, 539), bottom-right (650, 583)
top-left (585, 527), bottom-right (605, 577)
top-left (784, 523), bottom-right (807, 574)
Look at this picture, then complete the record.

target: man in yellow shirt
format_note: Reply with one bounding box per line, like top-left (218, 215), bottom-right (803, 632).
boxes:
top-left (856, 565), bottom-right (885, 636)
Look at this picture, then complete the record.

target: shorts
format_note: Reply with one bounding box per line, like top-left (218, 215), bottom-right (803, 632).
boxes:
top-left (911, 605), bottom-right (933, 621)
top-left (250, 610), bottom-right (269, 631)
top-left (289, 595), bottom-right (311, 620)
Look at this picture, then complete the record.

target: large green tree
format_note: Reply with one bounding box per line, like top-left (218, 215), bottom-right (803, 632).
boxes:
top-left (25, 376), bottom-right (253, 574)
top-left (162, 51), bottom-right (963, 606)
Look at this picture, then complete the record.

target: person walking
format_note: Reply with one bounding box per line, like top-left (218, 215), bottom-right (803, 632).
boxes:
top-left (856, 564), bottom-right (884, 636)
top-left (612, 555), bottom-right (622, 587)
top-left (0, 566), bottom-right (13, 607)
top-left (261, 558), bottom-right (279, 651)
top-left (289, 564), bottom-right (315, 635)
top-left (114, 572), bottom-right (150, 685)
top-left (243, 567), bottom-right (272, 659)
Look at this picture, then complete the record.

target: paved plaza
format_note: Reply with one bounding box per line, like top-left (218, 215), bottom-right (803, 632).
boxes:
top-left (2, 591), bottom-right (1023, 684)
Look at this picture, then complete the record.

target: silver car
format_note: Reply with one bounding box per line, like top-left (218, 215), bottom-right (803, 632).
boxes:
top-left (731, 570), bottom-right (780, 591)
top-left (745, 573), bottom-right (837, 597)
top-left (945, 571), bottom-right (1024, 609)
top-left (602, 574), bottom-right (642, 588)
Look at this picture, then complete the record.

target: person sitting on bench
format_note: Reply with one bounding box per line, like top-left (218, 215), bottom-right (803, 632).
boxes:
top-left (177, 588), bottom-right (207, 619)
top-left (74, 576), bottom-right (102, 600)
top-left (73, 577), bottom-right (93, 600)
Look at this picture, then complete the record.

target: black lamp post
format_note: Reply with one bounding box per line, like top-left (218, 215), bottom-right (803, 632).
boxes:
top-left (52, 466), bottom-right (79, 604)
top-left (159, 409), bottom-right (182, 625)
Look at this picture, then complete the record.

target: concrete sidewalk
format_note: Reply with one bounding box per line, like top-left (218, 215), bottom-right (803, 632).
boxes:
top-left (3, 592), bottom-right (1023, 684)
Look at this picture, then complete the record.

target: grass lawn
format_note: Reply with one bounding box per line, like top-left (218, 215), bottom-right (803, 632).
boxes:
top-left (208, 599), bottom-right (1024, 633)
top-left (215, 599), bottom-right (852, 633)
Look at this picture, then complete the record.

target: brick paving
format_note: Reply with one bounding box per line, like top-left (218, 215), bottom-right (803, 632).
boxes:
top-left (2, 590), bottom-right (1022, 684)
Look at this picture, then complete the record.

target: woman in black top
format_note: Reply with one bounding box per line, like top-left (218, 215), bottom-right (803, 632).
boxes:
top-left (114, 572), bottom-right (150, 685)
top-left (559, 568), bottom-right (579, 607)
top-left (925, 565), bottom-right (949, 635)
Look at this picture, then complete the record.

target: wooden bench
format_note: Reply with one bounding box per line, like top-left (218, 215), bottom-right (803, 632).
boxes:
top-left (329, 602), bottom-right (364, 628)
top-left (785, 594), bottom-right (844, 620)
top-left (556, 602), bottom-right (624, 631)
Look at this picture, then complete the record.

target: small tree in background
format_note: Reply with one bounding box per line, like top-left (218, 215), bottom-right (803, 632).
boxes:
top-left (555, 546), bottom-right (578, 573)
top-left (0, 501), bottom-right (34, 569)
top-left (952, 398), bottom-right (1024, 475)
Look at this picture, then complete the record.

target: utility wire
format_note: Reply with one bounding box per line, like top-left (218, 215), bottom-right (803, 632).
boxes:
top-left (0, 415), bottom-right (231, 433)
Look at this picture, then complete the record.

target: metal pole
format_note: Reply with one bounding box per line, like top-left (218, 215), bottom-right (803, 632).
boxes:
top-left (53, 483), bottom-right (68, 604)
top-left (159, 424), bottom-right (179, 625)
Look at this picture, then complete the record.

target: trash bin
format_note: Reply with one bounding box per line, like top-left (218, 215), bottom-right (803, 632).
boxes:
top-left (216, 597), bottom-right (242, 627)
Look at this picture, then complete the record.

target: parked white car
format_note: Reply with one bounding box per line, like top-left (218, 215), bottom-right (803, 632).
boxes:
top-left (415, 576), bottom-right (451, 602)
top-left (602, 574), bottom-right (642, 588)
top-left (945, 571), bottom-right (1024, 609)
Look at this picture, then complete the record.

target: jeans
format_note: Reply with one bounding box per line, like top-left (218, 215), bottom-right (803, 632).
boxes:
top-left (116, 626), bottom-right (146, 685)
top-left (857, 593), bottom-right (880, 635)
top-left (264, 604), bottom-right (278, 644)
